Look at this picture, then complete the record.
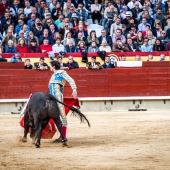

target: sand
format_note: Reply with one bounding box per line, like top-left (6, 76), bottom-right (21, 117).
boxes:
top-left (0, 111), bottom-right (170, 170)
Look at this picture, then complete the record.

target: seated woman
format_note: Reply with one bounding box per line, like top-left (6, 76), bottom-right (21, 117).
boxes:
top-left (5, 40), bottom-right (17, 53)
top-left (28, 39), bottom-right (41, 53)
top-left (16, 38), bottom-right (28, 53)
top-left (87, 30), bottom-right (99, 46)
top-left (77, 40), bottom-right (87, 53)
top-left (153, 38), bottom-right (165, 51)
top-left (77, 41), bottom-right (88, 63)
top-left (62, 32), bottom-right (75, 46)
top-left (11, 53), bottom-right (22, 63)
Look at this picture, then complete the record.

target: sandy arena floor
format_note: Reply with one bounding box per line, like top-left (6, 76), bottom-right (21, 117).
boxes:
top-left (0, 111), bottom-right (170, 170)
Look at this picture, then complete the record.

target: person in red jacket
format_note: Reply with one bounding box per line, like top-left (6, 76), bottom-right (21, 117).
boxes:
top-left (39, 38), bottom-right (52, 53)
top-left (0, 0), bottom-right (10, 16)
top-left (16, 38), bottom-right (28, 53)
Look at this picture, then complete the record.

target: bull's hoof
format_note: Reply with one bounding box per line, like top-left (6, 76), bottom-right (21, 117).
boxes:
top-left (22, 137), bottom-right (27, 143)
top-left (35, 143), bottom-right (40, 148)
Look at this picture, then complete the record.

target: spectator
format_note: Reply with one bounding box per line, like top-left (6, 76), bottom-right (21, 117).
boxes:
top-left (40, 39), bottom-right (52, 53)
top-left (28, 7), bottom-right (41, 20)
top-left (59, 23), bottom-right (74, 40)
top-left (127, 0), bottom-right (142, 10)
top-left (147, 31), bottom-right (156, 46)
top-left (64, 56), bottom-right (79, 69)
top-left (127, 38), bottom-right (139, 52)
top-left (164, 19), bottom-right (170, 32)
top-left (135, 31), bottom-right (144, 49)
top-left (11, 53), bottom-right (22, 62)
top-left (131, 2), bottom-right (143, 19)
top-left (158, 31), bottom-right (169, 47)
top-left (110, 17), bottom-right (122, 36)
top-left (27, 13), bottom-right (36, 30)
top-left (77, 40), bottom-right (87, 53)
top-left (153, 8), bottom-right (164, 25)
top-left (16, 30), bottom-right (27, 43)
top-left (86, 56), bottom-right (102, 69)
top-left (88, 41), bottom-right (99, 52)
top-left (159, 54), bottom-right (166, 61)
top-left (74, 24), bottom-right (88, 38)
top-left (99, 40), bottom-right (111, 52)
top-left (25, 58), bottom-right (33, 69)
top-left (39, 29), bottom-right (54, 45)
top-left (24, 0), bottom-right (33, 18)
top-left (121, 55), bottom-right (126, 61)
top-left (54, 14), bottom-right (64, 27)
top-left (140, 38), bottom-right (153, 52)
top-left (65, 40), bottom-right (77, 52)
top-left (15, 19), bottom-right (24, 37)
top-left (28, 38), bottom-right (41, 53)
top-left (2, 29), bottom-right (17, 47)
top-left (76, 3), bottom-right (87, 21)
top-left (52, 38), bottom-right (65, 53)
top-left (121, 24), bottom-right (128, 37)
top-left (102, 56), bottom-right (114, 68)
top-left (91, 0), bottom-right (102, 24)
top-left (75, 32), bottom-right (87, 46)
top-left (165, 42), bottom-right (170, 51)
top-left (135, 55), bottom-right (141, 61)
top-left (0, 41), bottom-right (4, 53)
top-left (56, 55), bottom-right (69, 70)
top-left (152, 23), bottom-right (162, 38)
top-left (48, 23), bottom-right (58, 37)
top-left (112, 38), bottom-right (129, 52)
top-left (62, 32), bottom-right (75, 46)
top-left (32, 23), bottom-right (44, 39)
top-left (153, 38), bottom-right (165, 51)
top-left (138, 17), bottom-right (150, 32)
top-left (16, 38), bottom-right (28, 53)
top-left (147, 54), bottom-right (153, 61)
top-left (98, 29), bottom-right (112, 47)
top-left (142, 24), bottom-right (151, 38)
top-left (34, 57), bottom-right (50, 70)
top-left (87, 30), bottom-right (99, 46)
top-left (5, 40), bottom-right (17, 53)
top-left (112, 28), bottom-right (126, 44)
top-left (27, 31), bottom-right (39, 45)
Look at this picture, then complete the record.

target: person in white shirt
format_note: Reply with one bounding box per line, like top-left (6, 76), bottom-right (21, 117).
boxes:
top-left (91, 0), bottom-right (102, 24)
top-left (127, 0), bottom-right (143, 10)
top-left (99, 40), bottom-right (111, 52)
top-left (52, 38), bottom-right (65, 53)
top-left (24, 1), bottom-right (33, 17)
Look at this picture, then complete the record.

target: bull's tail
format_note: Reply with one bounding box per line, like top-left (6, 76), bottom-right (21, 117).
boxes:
top-left (48, 94), bottom-right (90, 127)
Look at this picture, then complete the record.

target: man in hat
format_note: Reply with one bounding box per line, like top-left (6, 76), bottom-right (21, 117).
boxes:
top-left (34, 57), bottom-right (50, 70)
top-left (86, 56), bottom-right (102, 69)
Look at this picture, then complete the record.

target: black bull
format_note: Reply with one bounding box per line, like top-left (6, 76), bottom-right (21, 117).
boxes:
top-left (22, 92), bottom-right (90, 148)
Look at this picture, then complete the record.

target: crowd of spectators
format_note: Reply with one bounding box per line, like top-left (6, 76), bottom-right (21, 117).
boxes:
top-left (0, 0), bottom-right (170, 56)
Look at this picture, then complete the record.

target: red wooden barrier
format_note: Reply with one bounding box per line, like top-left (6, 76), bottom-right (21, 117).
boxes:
top-left (0, 67), bottom-right (170, 99)
top-left (0, 62), bottom-right (24, 69)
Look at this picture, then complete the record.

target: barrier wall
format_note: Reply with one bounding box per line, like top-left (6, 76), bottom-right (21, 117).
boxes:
top-left (0, 66), bottom-right (170, 99)
top-left (1, 52), bottom-right (169, 67)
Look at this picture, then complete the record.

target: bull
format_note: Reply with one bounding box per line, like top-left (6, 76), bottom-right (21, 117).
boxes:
top-left (22, 92), bottom-right (90, 148)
